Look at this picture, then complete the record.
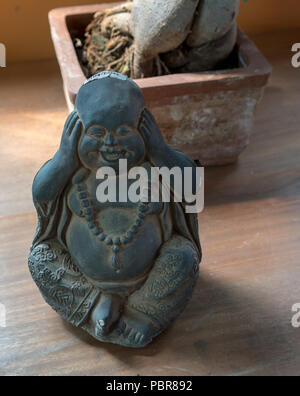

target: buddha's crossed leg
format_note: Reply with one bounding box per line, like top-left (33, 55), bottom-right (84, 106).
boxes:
top-left (111, 235), bottom-right (200, 348)
top-left (29, 236), bottom-right (199, 348)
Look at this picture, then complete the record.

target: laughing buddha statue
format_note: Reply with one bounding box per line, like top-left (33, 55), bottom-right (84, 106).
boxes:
top-left (28, 72), bottom-right (202, 348)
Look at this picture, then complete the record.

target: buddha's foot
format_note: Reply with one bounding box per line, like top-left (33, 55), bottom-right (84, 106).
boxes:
top-left (116, 309), bottom-right (156, 348)
top-left (91, 293), bottom-right (123, 336)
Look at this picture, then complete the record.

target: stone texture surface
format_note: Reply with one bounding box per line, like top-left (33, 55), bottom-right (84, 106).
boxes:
top-left (131, 0), bottom-right (199, 56)
top-left (151, 87), bottom-right (263, 166)
top-left (187, 0), bottom-right (240, 47)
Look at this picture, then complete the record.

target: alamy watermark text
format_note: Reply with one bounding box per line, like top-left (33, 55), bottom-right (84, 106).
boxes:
top-left (291, 43), bottom-right (300, 68)
top-left (0, 43), bottom-right (6, 68)
top-left (292, 303), bottom-right (300, 328)
top-left (95, 159), bottom-right (204, 214)
top-left (0, 303), bottom-right (6, 328)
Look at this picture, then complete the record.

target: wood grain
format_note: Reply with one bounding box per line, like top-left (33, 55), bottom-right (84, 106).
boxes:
top-left (0, 29), bottom-right (300, 376)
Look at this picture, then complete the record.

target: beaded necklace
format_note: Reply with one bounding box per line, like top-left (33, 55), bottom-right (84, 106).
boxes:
top-left (75, 180), bottom-right (150, 273)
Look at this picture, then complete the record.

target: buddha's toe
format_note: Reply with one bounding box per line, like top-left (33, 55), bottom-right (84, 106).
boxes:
top-left (118, 321), bottom-right (143, 343)
top-left (116, 310), bottom-right (155, 347)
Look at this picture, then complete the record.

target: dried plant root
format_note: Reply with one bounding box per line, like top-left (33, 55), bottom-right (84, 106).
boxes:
top-left (80, 2), bottom-right (170, 79)
top-left (82, 4), bottom-right (134, 77)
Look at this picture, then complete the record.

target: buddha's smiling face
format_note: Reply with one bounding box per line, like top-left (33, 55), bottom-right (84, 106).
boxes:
top-left (76, 77), bottom-right (146, 172)
top-left (78, 114), bottom-right (146, 172)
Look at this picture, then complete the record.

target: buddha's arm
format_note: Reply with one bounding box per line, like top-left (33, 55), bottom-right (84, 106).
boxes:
top-left (151, 146), bottom-right (200, 197)
top-left (32, 154), bottom-right (75, 203)
top-left (33, 111), bottom-right (82, 203)
top-left (152, 145), bottom-right (196, 171)
top-left (140, 108), bottom-right (200, 196)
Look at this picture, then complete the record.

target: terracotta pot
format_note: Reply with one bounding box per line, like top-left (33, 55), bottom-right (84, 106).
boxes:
top-left (49, 3), bottom-right (272, 166)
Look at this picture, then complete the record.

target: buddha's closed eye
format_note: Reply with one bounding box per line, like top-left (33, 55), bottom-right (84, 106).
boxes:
top-left (116, 126), bottom-right (132, 136)
top-left (87, 126), bottom-right (106, 140)
top-left (87, 125), bottom-right (133, 140)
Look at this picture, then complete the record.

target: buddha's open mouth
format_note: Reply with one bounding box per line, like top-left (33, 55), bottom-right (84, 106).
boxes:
top-left (101, 150), bottom-right (128, 162)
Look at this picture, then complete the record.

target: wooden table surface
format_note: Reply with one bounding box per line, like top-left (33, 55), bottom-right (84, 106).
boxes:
top-left (0, 29), bottom-right (300, 376)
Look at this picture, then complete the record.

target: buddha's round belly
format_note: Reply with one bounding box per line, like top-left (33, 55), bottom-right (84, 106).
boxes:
top-left (66, 211), bottom-right (163, 284)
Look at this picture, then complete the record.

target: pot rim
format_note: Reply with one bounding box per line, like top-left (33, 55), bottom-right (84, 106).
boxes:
top-left (49, 2), bottom-right (272, 105)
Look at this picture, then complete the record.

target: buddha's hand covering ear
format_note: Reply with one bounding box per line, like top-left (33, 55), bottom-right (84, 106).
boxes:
top-left (57, 111), bottom-right (82, 170)
top-left (139, 108), bottom-right (167, 159)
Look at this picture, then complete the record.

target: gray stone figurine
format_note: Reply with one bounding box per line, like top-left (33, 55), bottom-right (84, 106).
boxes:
top-left (29, 72), bottom-right (202, 348)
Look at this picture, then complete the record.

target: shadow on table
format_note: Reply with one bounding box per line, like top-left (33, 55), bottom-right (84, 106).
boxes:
top-left (62, 269), bottom-right (297, 375)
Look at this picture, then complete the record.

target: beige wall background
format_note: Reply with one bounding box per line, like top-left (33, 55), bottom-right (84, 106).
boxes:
top-left (0, 0), bottom-right (300, 63)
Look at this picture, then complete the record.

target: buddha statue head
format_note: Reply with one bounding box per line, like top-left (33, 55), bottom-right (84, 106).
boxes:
top-left (76, 72), bottom-right (147, 173)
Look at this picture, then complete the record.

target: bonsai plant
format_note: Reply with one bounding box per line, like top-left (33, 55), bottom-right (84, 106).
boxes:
top-left (49, 1), bottom-right (271, 166)
top-left (81, 0), bottom-right (240, 78)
